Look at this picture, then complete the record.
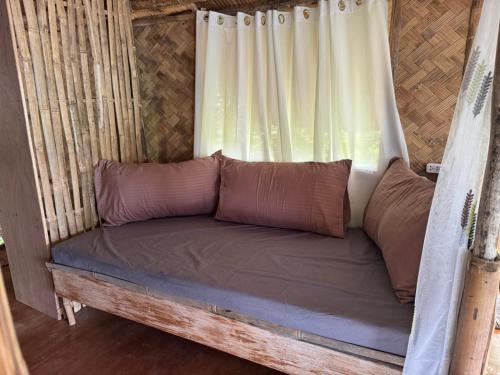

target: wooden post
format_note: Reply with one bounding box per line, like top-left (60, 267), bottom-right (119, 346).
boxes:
top-left (0, 267), bottom-right (28, 375)
top-left (0, 0), bottom-right (59, 318)
top-left (62, 297), bottom-right (76, 326)
top-left (450, 255), bottom-right (500, 375)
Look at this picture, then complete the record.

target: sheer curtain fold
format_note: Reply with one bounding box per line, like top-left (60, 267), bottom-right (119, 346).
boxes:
top-left (404, 1), bottom-right (500, 373)
top-left (194, 0), bottom-right (408, 225)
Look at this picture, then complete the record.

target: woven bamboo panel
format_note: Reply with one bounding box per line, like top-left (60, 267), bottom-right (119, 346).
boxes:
top-left (394, 0), bottom-right (472, 175)
top-left (134, 17), bottom-right (196, 162)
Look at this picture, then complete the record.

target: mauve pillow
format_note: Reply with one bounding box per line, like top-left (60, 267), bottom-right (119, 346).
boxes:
top-left (95, 155), bottom-right (220, 226)
top-left (215, 158), bottom-right (352, 238)
top-left (363, 158), bottom-right (435, 304)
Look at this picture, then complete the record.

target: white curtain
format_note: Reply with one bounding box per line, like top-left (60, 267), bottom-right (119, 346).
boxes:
top-left (194, 0), bottom-right (408, 226)
top-left (404, 1), bottom-right (500, 374)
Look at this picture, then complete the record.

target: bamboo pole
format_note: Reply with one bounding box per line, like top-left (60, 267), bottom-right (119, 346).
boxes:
top-left (130, 3), bottom-right (194, 20)
top-left (37, 0), bottom-right (78, 237)
top-left (7, 0), bottom-right (59, 242)
top-left (114, 0), bottom-right (131, 161)
top-left (107, 0), bottom-right (127, 162)
top-left (75, 0), bottom-right (100, 166)
top-left (124, 0), bottom-right (144, 161)
top-left (450, 255), bottom-right (500, 375)
top-left (67, 0), bottom-right (98, 228)
top-left (97, 0), bottom-right (119, 160)
top-left (46, 0), bottom-right (84, 233)
top-left (0, 267), bottom-right (29, 375)
top-left (21, 0), bottom-right (70, 239)
top-left (118, 0), bottom-right (137, 161)
top-left (56, 0), bottom-right (93, 230)
top-left (83, 0), bottom-right (110, 160)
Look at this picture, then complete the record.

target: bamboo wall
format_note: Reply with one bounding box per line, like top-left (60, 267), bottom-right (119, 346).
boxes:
top-left (393, 0), bottom-right (473, 175)
top-left (134, 15), bottom-right (195, 162)
top-left (133, 0), bottom-right (478, 175)
top-left (7, 0), bottom-right (144, 243)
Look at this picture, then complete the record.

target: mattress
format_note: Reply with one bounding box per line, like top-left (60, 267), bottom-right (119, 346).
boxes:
top-left (51, 215), bottom-right (413, 356)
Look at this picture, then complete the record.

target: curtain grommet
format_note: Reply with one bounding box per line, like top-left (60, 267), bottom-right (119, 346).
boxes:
top-left (244, 16), bottom-right (251, 26)
top-left (278, 13), bottom-right (285, 24)
top-left (338, 0), bottom-right (346, 11)
top-left (303, 9), bottom-right (310, 19)
top-left (203, 14), bottom-right (209, 22)
top-left (356, 0), bottom-right (363, 5)
top-left (261, 15), bottom-right (266, 25)
top-left (217, 15), bottom-right (224, 25)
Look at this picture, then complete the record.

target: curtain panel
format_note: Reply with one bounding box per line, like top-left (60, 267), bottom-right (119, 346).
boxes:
top-left (404, 1), bottom-right (500, 373)
top-left (194, 0), bottom-right (408, 225)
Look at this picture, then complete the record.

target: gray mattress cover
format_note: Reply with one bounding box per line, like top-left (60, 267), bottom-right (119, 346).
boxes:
top-left (52, 215), bottom-right (413, 356)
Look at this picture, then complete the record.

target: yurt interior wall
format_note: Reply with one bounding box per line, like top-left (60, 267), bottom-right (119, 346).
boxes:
top-left (0, 0), bottom-right (498, 373)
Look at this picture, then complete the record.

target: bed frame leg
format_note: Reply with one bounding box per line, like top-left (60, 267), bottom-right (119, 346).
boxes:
top-left (62, 298), bottom-right (76, 326)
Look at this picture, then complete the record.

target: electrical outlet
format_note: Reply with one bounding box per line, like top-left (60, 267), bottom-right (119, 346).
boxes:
top-left (426, 163), bottom-right (441, 174)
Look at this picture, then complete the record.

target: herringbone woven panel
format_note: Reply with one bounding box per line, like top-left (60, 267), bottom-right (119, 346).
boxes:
top-left (134, 17), bottom-right (196, 162)
top-left (394, 0), bottom-right (472, 175)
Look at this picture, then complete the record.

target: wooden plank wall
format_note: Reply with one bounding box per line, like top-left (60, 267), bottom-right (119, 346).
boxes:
top-left (134, 0), bottom-right (478, 175)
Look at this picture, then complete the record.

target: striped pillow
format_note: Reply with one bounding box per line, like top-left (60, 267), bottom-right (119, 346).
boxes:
top-left (95, 155), bottom-right (220, 226)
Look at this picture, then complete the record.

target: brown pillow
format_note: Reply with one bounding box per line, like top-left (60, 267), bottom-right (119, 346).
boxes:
top-left (363, 158), bottom-right (435, 304)
top-left (95, 155), bottom-right (220, 226)
top-left (215, 158), bottom-right (352, 237)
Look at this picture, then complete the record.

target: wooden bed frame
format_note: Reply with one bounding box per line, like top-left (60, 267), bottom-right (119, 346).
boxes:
top-left (47, 262), bottom-right (405, 375)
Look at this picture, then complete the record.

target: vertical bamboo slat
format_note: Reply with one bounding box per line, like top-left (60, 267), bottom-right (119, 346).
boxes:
top-left (67, 0), bottom-right (98, 228)
top-left (46, 0), bottom-right (84, 233)
top-left (97, 0), bottom-right (119, 160)
top-left (114, 0), bottom-right (132, 161)
top-left (108, 0), bottom-right (127, 161)
top-left (76, 0), bottom-right (100, 166)
top-left (118, 0), bottom-right (137, 161)
top-left (36, 0), bottom-right (78, 237)
top-left (56, 0), bottom-right (93, 230)
top-left (124, 0), bottom-right (144, 161)
top-left (83, 0), bottom-right (109, 160)
top-left (7, 0), bottom-right (59, 242)
top-left (8, 0), bottom-right (144, 243)
top-left (22, 0), bottom-right (70, 239)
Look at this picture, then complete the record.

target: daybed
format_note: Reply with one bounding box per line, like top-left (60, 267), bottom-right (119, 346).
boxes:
top-left (48, 215), bottom-right (411, 374)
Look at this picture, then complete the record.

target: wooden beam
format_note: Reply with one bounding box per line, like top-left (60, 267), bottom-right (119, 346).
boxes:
top-left (0, 0), bottom-right (59, 318)
top-left (131, 3), bottom-right (194, 19)
top-left (49, 264), bottom-right (404, 375)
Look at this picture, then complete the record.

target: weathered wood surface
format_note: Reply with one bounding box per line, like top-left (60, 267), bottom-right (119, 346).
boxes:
top-left (50, 265), bottom-right (403, 375)
top-left (450, 255), bottom-right (500, 375)
top-left (0, 266), bottom-right (28, 375)
top-left (0, 0), bottom-right (59, 318)
top-left (473, 28), bottom-right (500, 261)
